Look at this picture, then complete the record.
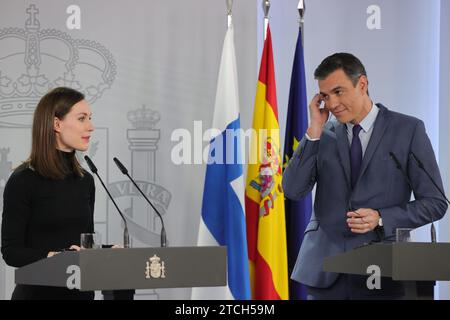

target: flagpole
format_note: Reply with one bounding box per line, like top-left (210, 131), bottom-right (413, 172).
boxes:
top-left (226, 0), bottom-right (233, 29)
top-left (298, 0), bottom-right (305, 47)
top-left (193, 0), bottom-right (251, 300)
top-left (262, 0), bottom-right (270, 40)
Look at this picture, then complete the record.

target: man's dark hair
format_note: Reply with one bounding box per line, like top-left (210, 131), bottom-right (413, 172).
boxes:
top-left (314, 53), bottom-right (367, 87)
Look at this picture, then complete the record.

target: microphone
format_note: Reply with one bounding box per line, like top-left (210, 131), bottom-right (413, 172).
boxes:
top-left (409, 152), bottom-right (450, 243)
top-left (410, 152), bottom-right (450, 204)
top-left (389, 152), bottom-right (436, 243)
top-left (389, 152), bottom-right (412, 185)
top-left (84, 155), bottom-right (130, 248)
top-left (113, 157), bottom-right (167, 247)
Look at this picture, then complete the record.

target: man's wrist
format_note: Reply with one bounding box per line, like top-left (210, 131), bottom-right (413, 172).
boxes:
top-left (306, 126), bottom-right (323, 140)
top-left (305, 132), bottom-right (320, 141)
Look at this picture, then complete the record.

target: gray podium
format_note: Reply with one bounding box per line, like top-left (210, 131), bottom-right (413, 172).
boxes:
top-left (15, 246), bottom-right (227, 299)
top-left (323, 242), bottom-right (450, 299)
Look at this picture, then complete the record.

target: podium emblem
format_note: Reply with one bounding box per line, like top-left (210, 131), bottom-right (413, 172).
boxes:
top-left (145, 254), bottom-right (166, 279)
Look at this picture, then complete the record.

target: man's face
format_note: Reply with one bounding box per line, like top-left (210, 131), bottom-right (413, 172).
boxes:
top-left (318, 69), bottom-right (368, 124)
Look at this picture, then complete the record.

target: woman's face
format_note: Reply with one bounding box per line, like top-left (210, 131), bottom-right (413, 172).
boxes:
top-left (54, 99), bottom-right (94, 152)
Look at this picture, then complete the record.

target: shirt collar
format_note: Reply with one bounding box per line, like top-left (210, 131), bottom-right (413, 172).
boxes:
top-left (346, 102), bottom-right (379, 133)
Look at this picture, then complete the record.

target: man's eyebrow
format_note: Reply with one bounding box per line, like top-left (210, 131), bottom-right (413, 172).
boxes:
top-left (320, 86), bottom-right (343, 96)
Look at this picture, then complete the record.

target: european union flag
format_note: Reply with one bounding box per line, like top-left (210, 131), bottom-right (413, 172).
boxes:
top-left (283, 27), bottom-right (312, 300)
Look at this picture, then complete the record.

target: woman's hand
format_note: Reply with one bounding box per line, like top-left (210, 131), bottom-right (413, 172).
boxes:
top-left (47, 244), bottom-right (81, 257)
top-left (47, 251), bottom-right (59, 258)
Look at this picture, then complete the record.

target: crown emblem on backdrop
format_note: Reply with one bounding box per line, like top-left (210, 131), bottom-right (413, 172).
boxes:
top-left (127, 105), bottom-right (161, 130)
top-left (0, 4), bottom-right (116, 127)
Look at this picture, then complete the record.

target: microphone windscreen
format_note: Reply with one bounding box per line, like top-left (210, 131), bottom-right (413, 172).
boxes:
top-left (113, 157), bottom-right (128, 174)
top-left (84, 155), bottom-right (98, 174)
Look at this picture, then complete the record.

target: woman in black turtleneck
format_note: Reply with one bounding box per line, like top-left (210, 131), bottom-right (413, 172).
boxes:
top-left (1, 87), bottom-right (95, 300)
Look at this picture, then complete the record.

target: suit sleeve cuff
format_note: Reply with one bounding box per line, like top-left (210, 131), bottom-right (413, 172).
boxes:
top-left (305, 132), bottom-right (320, 141)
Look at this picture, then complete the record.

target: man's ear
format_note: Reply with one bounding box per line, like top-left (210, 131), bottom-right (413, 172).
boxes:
top-left (54, 117), bottom-right (61, 133)
top-left (359, 75), bottom-right (369, 94)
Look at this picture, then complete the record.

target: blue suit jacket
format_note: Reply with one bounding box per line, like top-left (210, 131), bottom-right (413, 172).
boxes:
top-left (282, 104), bottom-right (448, 288)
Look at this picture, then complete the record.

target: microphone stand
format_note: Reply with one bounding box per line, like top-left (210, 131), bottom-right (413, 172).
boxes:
top-left (84, 156), bottom-right (130, 248)
top-left (390, 152), bottom-right (438, 243)
top-left (113, 157), bottom-right (167, 247)
top-left (409, 152), bottom-right (450, 243)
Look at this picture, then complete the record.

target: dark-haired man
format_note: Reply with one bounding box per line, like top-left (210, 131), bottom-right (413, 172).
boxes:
top-left (283, 53), bottom-right (447, 299)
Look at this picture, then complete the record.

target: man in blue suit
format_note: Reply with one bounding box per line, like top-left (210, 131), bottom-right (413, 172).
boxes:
top-left (282, 53), bottom-right (447, 299)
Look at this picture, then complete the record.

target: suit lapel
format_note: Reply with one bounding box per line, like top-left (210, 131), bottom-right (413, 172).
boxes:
top-left (357, 104), bottom-right (390, 185)
top-left (335, 122), bottom-right (351, 188)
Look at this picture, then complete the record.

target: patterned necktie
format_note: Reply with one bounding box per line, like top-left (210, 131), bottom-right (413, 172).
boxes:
top-left (350, 124), bottom-right (363, 189)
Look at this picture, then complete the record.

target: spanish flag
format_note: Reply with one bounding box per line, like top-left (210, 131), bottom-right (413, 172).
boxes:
top-left (245, 25), bottom-right (289, 300)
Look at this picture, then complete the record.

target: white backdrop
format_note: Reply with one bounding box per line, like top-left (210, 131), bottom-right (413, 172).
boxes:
top-left (0, 0), bottom-right (448, 299)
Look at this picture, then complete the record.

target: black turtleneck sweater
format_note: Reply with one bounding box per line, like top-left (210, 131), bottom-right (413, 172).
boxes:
top-left (1, 151), bottom-right (95, 299)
